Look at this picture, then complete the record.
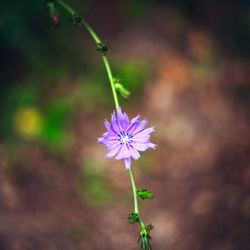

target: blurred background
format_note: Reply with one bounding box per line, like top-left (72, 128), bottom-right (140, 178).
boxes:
top-left (1, 0), bottom-right (250, 249)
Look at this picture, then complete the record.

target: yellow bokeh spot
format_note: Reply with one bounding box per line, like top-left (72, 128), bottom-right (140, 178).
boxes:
top-left (14, 107), bottom-right (43, 138)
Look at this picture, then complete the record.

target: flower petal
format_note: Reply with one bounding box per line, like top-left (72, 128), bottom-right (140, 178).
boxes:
top-left (103, 136), bottom-right (118, 142)
top-left (134, 126), bottom-right (155, 137)
top-left (110, 111), bottom-right (120, 134)
top-left (105, 144), bottom-right (121, 158)
top-left (130, 115), bottom-right (141, 124)
top-left (132, 142), bottom-right (157, 151)
top-left (130, 119), bottom-right (148, 135)
top-left (133, 136), bottom-right (150, 143)
top-left (116, 107), bottom-right (129, 130)
top-left (126, 122), bottom-right (138, 135)
top-left (126, 115), bottom-right (140, 133)
top-left (98, 137), bottom-right (105, 144)
top-left (116, 107), bottom-right (123, 122)
top-left (98, 133), bottom-right (108, 144)
top-left (130, 147), bottom-right (141, 160)
top-left (114, 144), bottom-right (131, 160)
top-left (122, 112), bottom-right (129, 130)
top-left (105, 140), bottom-right (120, 149)
top-left (147, 143), bottom-right (157, 149)
top-left (104, 119), bottom-right (117, 135)
top-left (104, 119), bottom-right (112, 131)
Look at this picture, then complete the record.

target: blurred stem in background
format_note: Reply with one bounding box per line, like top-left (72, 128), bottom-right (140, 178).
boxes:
top-left (53, 0), bottom-right (148, 247)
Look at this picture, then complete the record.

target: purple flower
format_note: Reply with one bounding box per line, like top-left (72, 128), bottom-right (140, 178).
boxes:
top-left (98, 107), bottom-right (156, 170)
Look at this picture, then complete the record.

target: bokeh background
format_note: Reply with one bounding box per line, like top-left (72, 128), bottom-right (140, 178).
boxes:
top-left (1, 0), bottom-right (250, 249)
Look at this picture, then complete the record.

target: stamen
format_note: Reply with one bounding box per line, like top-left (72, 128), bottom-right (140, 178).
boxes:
top-left (117, 131), bottom-right (134, 145)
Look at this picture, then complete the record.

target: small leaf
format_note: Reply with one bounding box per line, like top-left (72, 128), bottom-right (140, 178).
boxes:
top-left (136, 189), bottom-right (153, 200)
top-left (128, 213), bottom-right (139, 224)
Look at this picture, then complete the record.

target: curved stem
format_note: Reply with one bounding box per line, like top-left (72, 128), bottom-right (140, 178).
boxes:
top-left (102, 55), bottom-right (119, 108)
top-left (82, 19), bottom-right (101, 44)
top-left (56, 0), bottom-right (119, 107)
top-left (55, 0), bottom-right (144, 227)
top-left (57, 0), bottom-right (76, 16)
top-left (58, 0), bottom-right (101, 43)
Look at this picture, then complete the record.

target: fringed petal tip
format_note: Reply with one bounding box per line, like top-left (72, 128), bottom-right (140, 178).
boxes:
top-left (149, 143), bottom-right (157, 149)
top-left (98, 137), bottom-right (104, 144)
top-left (150, 126), bottom-right (155, 133)
top-left (124, 157), bottom-right (132, 170)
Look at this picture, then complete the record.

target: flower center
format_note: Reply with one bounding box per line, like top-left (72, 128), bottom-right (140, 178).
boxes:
top-left (118, 132), bottom-right (133, 145)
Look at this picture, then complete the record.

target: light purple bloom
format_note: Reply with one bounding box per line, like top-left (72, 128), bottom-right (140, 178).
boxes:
top-left (98, 107), bottom-right (156, 170)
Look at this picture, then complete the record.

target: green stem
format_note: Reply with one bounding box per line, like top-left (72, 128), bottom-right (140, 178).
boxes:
top-left (102, 55), bottom-right (119, 108)
top-left (57, 0), bottom-right (75, 16)
top-left (129, 168), bottom-right (138, 213)
top-left (56, 0), bottom-right (118, 107)
top-left (55, 0), bottom-right (144, 227)
top-left (82, 19), bottom-right (101, 44)
top-left (57, 0), bottom-right (101, 43)
top-left (129, 168), bottom-right (144, 227)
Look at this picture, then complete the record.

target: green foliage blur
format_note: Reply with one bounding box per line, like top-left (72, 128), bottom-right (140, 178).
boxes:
top-left (0, 0), bottom-right (152, 152)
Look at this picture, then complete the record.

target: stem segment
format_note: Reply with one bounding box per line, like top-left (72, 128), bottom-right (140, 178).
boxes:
top-left (129, 168), bottom-right (139, 214)
top-left (129, 168), bottom-right (144, 227)
top-left (102, 55), bottom-right (119, 108)
top-left (57, 0), bottom-right (75, 16)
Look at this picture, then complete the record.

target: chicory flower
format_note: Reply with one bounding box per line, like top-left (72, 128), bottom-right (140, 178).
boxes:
top-left (98, 107), bottom-right (156, 170)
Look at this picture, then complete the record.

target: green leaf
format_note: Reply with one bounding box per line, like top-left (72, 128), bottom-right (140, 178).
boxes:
top-left (136, 189), bottom-right (153, 200)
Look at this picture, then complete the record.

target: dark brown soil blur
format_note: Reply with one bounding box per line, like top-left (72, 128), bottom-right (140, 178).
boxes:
top-left (0, 1), bottom-right (250, 249)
